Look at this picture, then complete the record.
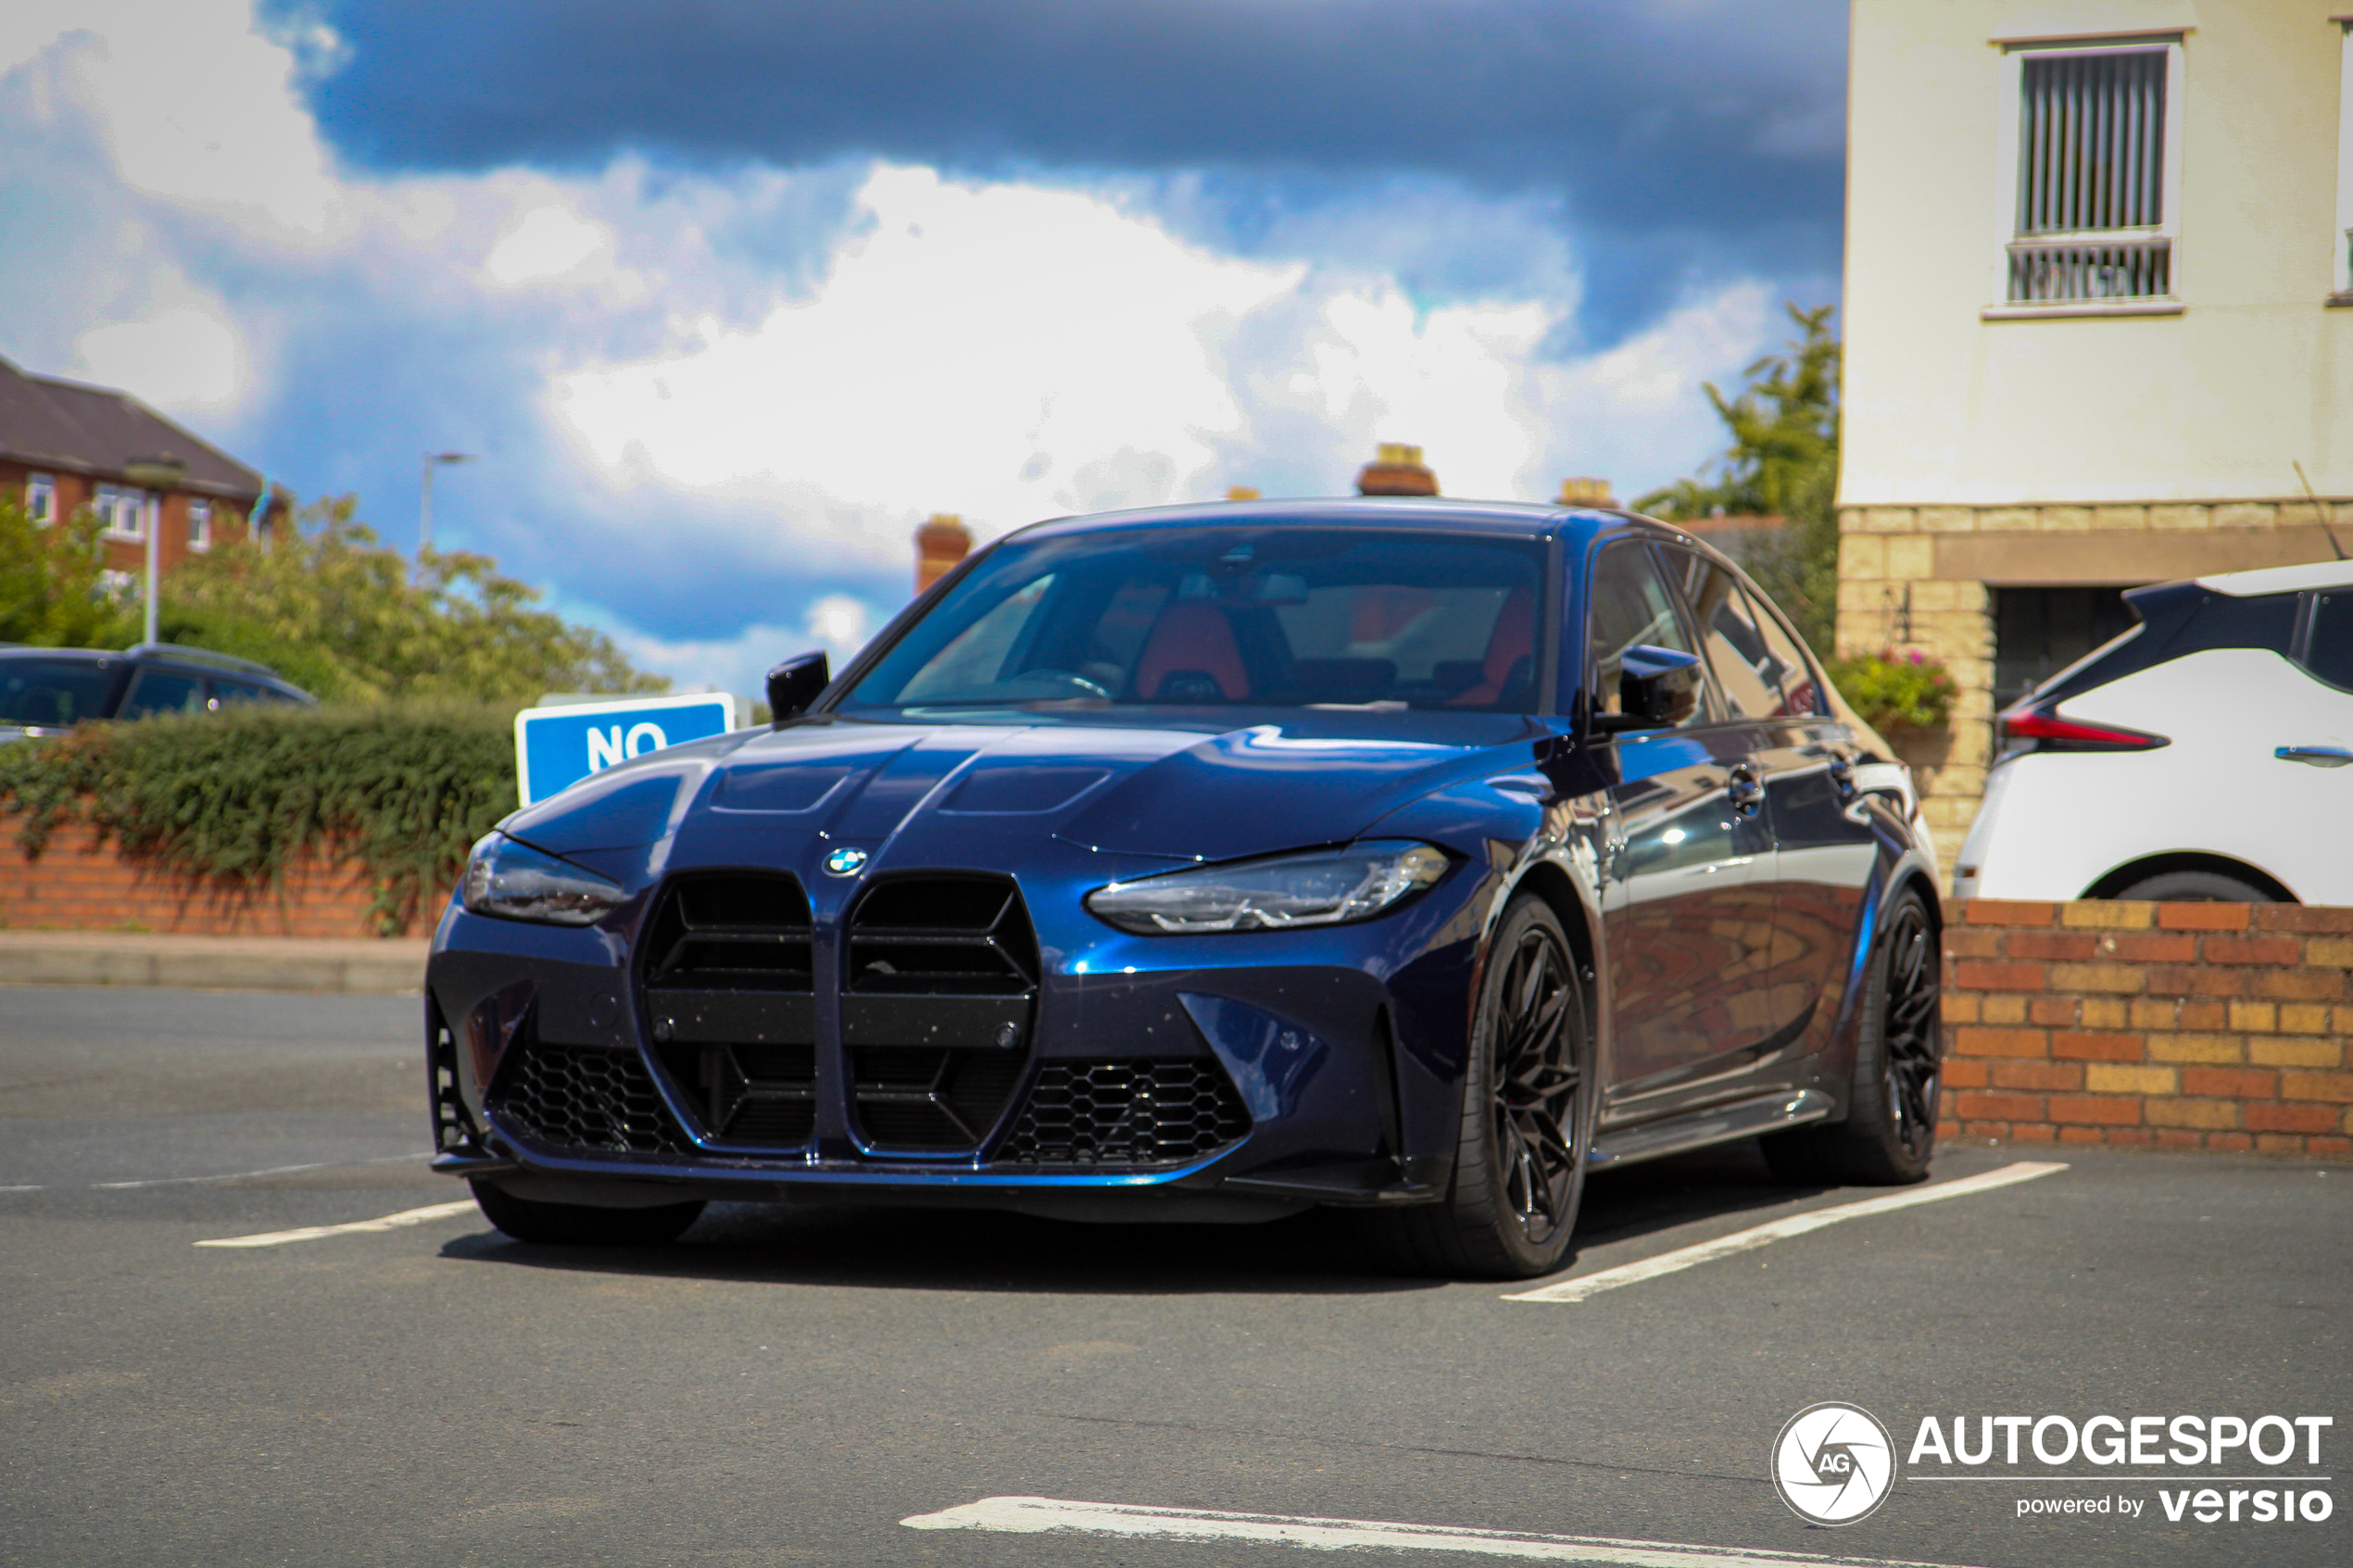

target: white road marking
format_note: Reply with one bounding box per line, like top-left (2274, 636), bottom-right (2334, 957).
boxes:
top-left (194, 1198), bottom-right (479, 1248)
top-left (1504, 1161), bottom-right (2067, 1304)
top-left (901, 1496), bottom-right (1996, 1567)
top-left (99, 1152), bottom-right (428, 1189)
top-left (0, 1184), bottom-right (43, 1192)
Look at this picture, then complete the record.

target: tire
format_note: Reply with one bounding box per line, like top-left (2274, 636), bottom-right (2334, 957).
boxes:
top-left (470, 1179), bottom-right (705, 1247)
top-left (1365, 896), bottom-right (1593, 1278)
top-left (1762, 887), bottom-right (1940, 1187)
top-left (2111, 869), bottom-right (2274, 904)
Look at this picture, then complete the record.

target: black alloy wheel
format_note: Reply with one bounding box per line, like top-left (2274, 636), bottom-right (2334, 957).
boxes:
top-left (1762, 885), bottom-right (1942, 1185)
top-left (1367, 895), bottom-right (1592, 1278)
top-left (1491, 916), bottom-right (1585, 1238)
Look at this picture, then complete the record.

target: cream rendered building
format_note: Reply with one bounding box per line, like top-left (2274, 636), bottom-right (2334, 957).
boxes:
top-left (1840, 0), bottom-right (2353, 870)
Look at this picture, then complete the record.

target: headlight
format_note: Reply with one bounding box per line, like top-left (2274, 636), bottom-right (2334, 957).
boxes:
top-left (1085, 840), bottom-right (1451, 935)
top-left (460, 833), bottom-right (624, 926)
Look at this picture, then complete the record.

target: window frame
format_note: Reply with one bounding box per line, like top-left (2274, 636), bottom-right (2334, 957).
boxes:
top-left (1986, 35), bottom-right (2186, 320)
top-left (2334, 20), bottom-right (2353, 302)
top-left (93, 483), bottom-right (148, 542)
top-left (187, 497), bottom-right (212, 553)
top-left (25, 472), bottom-right (57, 527)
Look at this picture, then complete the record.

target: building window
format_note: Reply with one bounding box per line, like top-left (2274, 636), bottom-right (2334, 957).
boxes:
top-left (93, 484), bottom-right (146, 541)
top-left (25, 472), bottom-right (57, 526)
top-left (1996, 41), bottom-right (2182, 307)
top-left (187, 498), bottom-right (211, 552)
top-left (1993, 587), bottom-right (2136, 708)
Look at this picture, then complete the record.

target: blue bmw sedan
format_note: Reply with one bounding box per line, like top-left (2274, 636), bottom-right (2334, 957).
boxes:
top-left (428, 499), bottom-right (1944, 1277)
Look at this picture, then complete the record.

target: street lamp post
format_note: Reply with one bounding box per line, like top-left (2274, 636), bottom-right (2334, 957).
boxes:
top-left (122, 453), bottom-right (185, 647)
top-left (419, 452), bottom-right (474, 556)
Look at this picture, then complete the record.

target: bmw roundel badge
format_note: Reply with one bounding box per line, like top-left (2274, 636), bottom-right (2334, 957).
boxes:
top-left (824, 846), bottom-right (869, 877)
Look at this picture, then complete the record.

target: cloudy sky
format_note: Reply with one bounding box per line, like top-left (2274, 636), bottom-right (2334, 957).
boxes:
top-left (0, 0), bottom-right (1845, 696)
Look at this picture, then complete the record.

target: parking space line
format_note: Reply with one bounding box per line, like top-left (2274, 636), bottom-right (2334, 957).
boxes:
top-left (194, 1198), bottom-right (479, 1249)
top-left (98, 1152), bottom-right (427, 1189)
top-left (902, 1496), bottom-right (1996, 1566)
top-left (1504, 1161), bottom-right (2068, 1305)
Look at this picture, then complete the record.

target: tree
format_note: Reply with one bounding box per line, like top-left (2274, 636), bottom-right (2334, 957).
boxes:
top-left (1635, 303), bottom-right (1842, 658)
top-left (0, 496), bottom-right (127, 647)
top-left (153, 495), bottom-right (666, 703)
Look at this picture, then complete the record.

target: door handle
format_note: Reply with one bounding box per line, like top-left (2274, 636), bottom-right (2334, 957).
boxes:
top-left (1726, 764), bottom-right (1765, 816)
top-left (2275, 746), bottom-right (2353, 769)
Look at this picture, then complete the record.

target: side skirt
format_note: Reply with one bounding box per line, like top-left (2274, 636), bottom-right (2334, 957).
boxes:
top-left (1586, 1088), bottom-right (1834, 1172)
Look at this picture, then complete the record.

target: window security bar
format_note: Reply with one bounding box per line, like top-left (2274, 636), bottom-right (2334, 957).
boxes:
top-left (2006, 233), bottom-right (2171, 303)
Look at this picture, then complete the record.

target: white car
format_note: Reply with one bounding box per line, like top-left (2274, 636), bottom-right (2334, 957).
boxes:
top-left (1957, 559), bottom-right (2353, 904)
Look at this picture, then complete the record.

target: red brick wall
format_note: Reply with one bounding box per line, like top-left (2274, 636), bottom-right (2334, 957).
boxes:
top-left (1943, 900), bottom-right (2352, 1160)
top-left (0, 819), bottom-right (401, 938)
top-left (2, 458), bottom-right (251, 577)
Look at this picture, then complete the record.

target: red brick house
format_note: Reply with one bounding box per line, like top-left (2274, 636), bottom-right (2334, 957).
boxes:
top-left (0, 354), bottom-right (268, 579)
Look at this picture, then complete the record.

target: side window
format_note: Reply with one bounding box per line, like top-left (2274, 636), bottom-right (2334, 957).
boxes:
top-left (2304, 592), bottom-right (2353, 693)
top-left (1586, 541), bottom-right (1704, 728)
top-left (1743, 588), bottom-right (1826, 716)
top-left (2170, 591), bottom-right (2297, 659)
top-left (1672, 553), bottom-right (1782, 721)
top-left (208, 678), bottom-right (280, 708)
top-left (895, 573), bottom-right (1060, 703)
top-left (118, 670), bottom-right (203, 719)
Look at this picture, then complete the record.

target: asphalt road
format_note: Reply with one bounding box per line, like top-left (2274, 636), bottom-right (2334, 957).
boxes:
top-left (1, 985), bottom-right (2344, 1568)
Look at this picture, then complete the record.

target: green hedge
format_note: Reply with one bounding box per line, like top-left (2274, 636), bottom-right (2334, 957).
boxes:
top-left (0, 705), bottom-right (519, 935)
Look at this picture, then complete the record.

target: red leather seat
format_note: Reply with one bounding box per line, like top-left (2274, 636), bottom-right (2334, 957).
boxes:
top-left (1449, 586), bottom-right (1534, 707)
top-left (1134, 601), bottom-right (1252, 700)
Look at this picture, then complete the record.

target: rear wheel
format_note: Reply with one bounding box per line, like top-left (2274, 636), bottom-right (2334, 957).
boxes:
top-left (2111, 869), bottom-right (2274, 903)
top-left (1762, 887), bottom-right (1940, 1186)
top-left (1367, 896), bottom-right (1592, 1278)
top-left (470, 1179), bottom-right (705, 1247)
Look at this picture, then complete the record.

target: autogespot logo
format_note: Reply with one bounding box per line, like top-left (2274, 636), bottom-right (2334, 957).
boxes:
top-left (1774, 1403), bottom-right (1899, 1524)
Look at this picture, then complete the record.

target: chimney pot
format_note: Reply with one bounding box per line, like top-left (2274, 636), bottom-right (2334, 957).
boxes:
top-left (914, 512), bottom-right (972, 593)
top-left (1558, 476), bottom-right (1617, 508)
top-left (1226, 486), bottom-right (1261, 502)
top-left (1356, 443), bottom-right (1439, 497)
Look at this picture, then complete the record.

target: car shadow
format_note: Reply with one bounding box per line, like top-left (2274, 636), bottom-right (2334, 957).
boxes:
top-left (437, 1138), bottom-right (1828, 1295)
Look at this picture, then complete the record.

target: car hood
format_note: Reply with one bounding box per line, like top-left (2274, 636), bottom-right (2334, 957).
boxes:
top-left (502, 709), bottom-right (1541, 863)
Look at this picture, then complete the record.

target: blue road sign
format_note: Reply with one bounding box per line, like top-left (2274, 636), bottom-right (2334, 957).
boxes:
top-left (512, 692), bottom-right (743, 807)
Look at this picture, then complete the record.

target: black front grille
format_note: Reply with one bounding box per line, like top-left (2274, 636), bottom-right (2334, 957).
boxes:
top-left (995, 1059), bottom-right (1252, 1167)
top-left (489, 1043), bottom-right (692, 1155)
top-left (641, 872), bottom-right (817, 1150)
top-left (844, 876), bottom-right (1037, 1151)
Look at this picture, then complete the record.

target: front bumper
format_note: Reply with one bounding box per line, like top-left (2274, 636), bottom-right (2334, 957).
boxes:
top-left (425, 842), bottom-right (1487, 1213)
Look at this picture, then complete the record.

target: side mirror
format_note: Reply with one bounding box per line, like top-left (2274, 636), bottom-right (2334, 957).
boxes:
top-left (765, 651), bottom-right (831, 726)
top-left (1591, 644), bottom-right (1703, 734)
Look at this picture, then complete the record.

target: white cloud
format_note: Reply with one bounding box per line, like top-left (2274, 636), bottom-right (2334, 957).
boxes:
top-left (0, 0), bottom-right (1794, 692)
top-left (76, 304), bottom-right (246, 414)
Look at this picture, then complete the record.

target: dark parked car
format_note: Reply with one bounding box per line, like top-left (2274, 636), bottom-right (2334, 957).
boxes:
top-left (428, 499), bottom-right (1943, 1277)
top-left (0, 643), bottom-right (313, 741)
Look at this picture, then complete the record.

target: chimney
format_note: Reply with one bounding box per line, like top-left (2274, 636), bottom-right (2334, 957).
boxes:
top-left (1558, 476), bottom-right (1617, 508)
top-left (1226, 485), bottom-right (1261, 502)
top-left (1355, 443), bottom-right (1439, 496)
top-left (914, 513), bottom-right (972, 593)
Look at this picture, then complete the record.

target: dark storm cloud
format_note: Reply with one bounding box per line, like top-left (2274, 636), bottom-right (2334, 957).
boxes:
top-left (279, 0), bottom-right (1845, 333)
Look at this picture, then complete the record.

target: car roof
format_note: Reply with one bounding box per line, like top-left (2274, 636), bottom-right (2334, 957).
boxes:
top-left (0, 646), bottom-right (121, 662)
top-left (1006, 496), bottom-right (1631, 546)
top-left (2195, 558), bottom-right (2353, 596)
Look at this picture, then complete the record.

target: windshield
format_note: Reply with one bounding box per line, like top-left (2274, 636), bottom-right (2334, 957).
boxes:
top-left (844, 528), bottom-right (1547, 714)
top-left (0, 659), bottom-right (117, 727)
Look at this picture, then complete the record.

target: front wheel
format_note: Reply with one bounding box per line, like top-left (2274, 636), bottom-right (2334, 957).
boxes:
top-left (470, 1179), bottom-right (705, 1246)
top-left (1366, 896), bottom-right (1593, 1278)
top-left (1762, 887), bottom-right (1941, 1186)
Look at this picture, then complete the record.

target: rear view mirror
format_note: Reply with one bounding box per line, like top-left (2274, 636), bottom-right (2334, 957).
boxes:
top-left (766, 651), bottom-right (831, 725)
top-left (1592, 644), bottom-right (1703, 734)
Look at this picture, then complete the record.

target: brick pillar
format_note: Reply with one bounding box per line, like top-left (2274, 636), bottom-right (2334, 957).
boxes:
top-left (1836, 508), bottom-right (1994, 876)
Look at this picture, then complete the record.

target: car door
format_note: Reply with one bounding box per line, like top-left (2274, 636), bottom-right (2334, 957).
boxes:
top-left (2267, 587), bottom-right (2353, 903)
top-left (1586, 539), bottom-right (1779, 1110)
top-left (1680, 562), bottom-right (1875, 1063)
